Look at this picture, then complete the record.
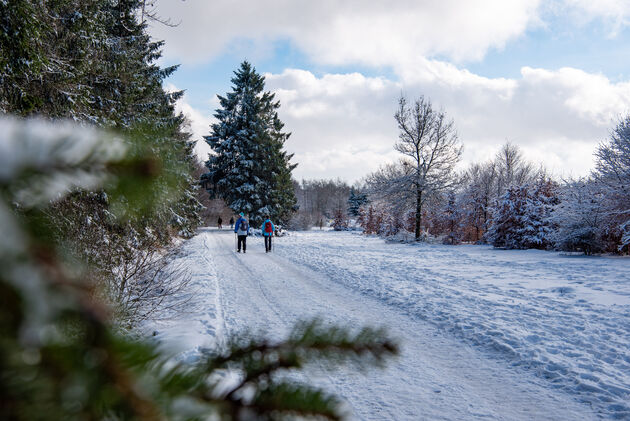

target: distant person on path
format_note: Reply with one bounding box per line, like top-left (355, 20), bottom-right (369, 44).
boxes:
top-left (234, 213), bottom-right (249, 253)
top-left (217, 217), bottom-right (223, 229)
top-left (319, 219), bottom-right (323, 230)
top-left (229, 216), bottom-right (234, 229)
top-left (261, 214), bottom-right (275, 253)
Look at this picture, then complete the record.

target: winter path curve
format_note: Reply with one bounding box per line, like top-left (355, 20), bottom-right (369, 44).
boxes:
top-left (155, 228), bottom-right (601, 420)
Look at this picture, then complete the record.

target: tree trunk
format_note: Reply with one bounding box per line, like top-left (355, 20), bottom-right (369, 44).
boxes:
top-left (415, 189), bottom-right (422, 240)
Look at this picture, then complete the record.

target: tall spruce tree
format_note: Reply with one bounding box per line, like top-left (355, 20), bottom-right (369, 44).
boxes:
top-left (204, 61), bottom-right (297, 225)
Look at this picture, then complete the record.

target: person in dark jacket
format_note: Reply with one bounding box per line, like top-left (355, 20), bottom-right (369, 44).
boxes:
top-left (229, 216), bottom-right (234, 229)
top-left (261, 216), bottom-right (275, 253)
top-left (234, 213), bottom-right (249, 253)
top-left (217, 217), bottom-right (223, 229)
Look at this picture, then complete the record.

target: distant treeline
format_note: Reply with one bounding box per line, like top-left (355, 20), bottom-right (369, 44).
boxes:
top-left (289, 178), bottom-right (354, 229)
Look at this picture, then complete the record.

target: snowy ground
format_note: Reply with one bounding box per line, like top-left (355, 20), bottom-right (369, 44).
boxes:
top-left (153, 228), bottom-right (630, 420)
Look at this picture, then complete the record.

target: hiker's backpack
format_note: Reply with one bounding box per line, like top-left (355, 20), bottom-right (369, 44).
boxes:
top-left (240, 219), bottom-right (249, 232)
top-left (264, 221), bottom-right (273, 234)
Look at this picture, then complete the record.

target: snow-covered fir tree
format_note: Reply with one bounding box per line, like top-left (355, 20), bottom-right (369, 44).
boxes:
top-left (486, 178), bottom-right (558, 249)
top-left (347, 188), bottom-right (369, 217)
top-left (203, 61), bottom-right (297, 225)
top-left (520, 178), bottom-right (558, 249)
top-left (486, 185), bottom-right (527, 248)
top-left (552, 179), bottom-right (606, 254)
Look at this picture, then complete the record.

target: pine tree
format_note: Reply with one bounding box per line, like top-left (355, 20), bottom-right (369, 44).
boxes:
top-left (0, 0), bottom-right (47, 114)
top-left (552, 179), bottom-right (606, 254)
top-left (519, 178), bottom-right (558, 249)
top-left (87, 0), bottom-right (202, 237)
top-left (347, 188), bottom-right (369, 217)
top-left (487, 179), bottom-right (557, 250)
top-left (1, 0), bottom-right (201, 238)
top-left (486, 185), bottom-right (528, 249)
top-left (204, 61), bottom-right (297, 225)
top-left (0, 0), bottom-right (105, 116)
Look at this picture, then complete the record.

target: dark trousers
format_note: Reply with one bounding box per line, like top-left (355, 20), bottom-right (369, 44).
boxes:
top-left (264, 235), bottom-right (272, 252)
top-left (237, 235), bottom-right (247, 252)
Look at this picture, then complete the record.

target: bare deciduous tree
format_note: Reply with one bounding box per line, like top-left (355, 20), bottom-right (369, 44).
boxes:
top-left (392, 95), bottom-right (462, 240)
top-left (290, 178), bottom-right (352, 229)
top-left (495, 142), bottom-right (539, 197)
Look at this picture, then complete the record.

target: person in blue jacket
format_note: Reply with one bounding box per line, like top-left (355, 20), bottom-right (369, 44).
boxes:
top-left (234, 212), bottom-right (249, 253)
top-left (261, 215), bottom-right (275, 253)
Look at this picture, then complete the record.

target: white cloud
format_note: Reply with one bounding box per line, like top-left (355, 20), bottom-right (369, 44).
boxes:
top-left (153, 2), bottom-right (630, 181)
top-left (562, 0), bottom-right (630, 35)
top-left (407, 63), bottom-right (630, 177)
top-left (151, 0), bottom-right (541, 68)
top-left (282, 64), bottom-right (630, 180)
top-left (264, 70), bottom-right (401, 181)
top-left (167, 84), bottom-right (214, 162)
top-left (178, 63), bottom-right (630, 182)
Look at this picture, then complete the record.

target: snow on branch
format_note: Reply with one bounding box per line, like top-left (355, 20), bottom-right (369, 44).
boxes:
top-left (0, 116), bottom-right (126, 207)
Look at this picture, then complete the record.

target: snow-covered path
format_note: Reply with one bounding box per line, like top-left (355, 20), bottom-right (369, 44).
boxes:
top-left (156, 228), bottom-right (606, 420)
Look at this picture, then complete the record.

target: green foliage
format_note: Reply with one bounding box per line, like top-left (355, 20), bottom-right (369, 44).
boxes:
top-left (0, 0), bottom-right (201, 232)
top-left (1, 0), bottom-right (202, 330)
top-left (0, 0), bottom-right (47, 113)
top-left (347, 188), bottom-right (368, 217)
top-left (0, 118), bottom-right (398, 420)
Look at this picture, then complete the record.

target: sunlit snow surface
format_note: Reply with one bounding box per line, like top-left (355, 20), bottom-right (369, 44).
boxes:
top-left (155, 229), bottom-right (630, 419)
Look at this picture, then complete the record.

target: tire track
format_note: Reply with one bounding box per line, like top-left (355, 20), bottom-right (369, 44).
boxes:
top-left (201, 234), bottom-right (229, 349)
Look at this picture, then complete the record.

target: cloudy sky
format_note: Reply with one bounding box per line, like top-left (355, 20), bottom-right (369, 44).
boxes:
top-left (151, 0), bottom-right (630, 183)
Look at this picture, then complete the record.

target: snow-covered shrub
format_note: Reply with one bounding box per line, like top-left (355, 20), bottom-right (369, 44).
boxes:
top-left (332, 207), bottom-right (349, 231)
top-left (360, 205), bottom-right (381, 234)
top-left (48, 192), bottom-right (195, 328)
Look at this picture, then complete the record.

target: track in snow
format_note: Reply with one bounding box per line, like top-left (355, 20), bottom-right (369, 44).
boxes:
top-left (156, 228), bottom-right (598, 420)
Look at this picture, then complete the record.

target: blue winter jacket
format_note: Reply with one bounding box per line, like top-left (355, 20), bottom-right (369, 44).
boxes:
top-left (234, 217), bottom-right (249, 235)
top-left (261, 219), bottom-right (275, 236)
